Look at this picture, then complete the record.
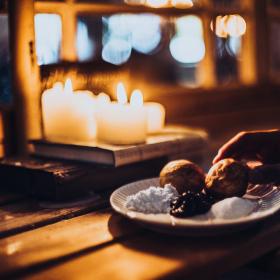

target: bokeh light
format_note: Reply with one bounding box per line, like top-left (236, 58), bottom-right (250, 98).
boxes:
top-left (169, 15), bottom-right (205, 64)
top-left (131, 14), bottom-right (161, 54)
top-left (34, 14), bottom-right (61, 65)
top-left (226, 15), bottom-right (246, 37)
top-left (171, 0), bottom-right (193, 8)
top-left (102, 14), bottom-right (162, 64)
top-left (227, 36), bottom-right (242, 57)
top-left (76, 20), bottom-right (95, 62)
top-left (146, 0), bottom-right (168, 8)
top-left (102, 38), bottom-right (132, 65)
top-left (210, 14), bottom-right (246, 38)
top-left (125, 0), bottom-right (194, 8)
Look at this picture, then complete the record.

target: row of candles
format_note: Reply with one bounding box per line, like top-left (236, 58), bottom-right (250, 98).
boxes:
top-left (42, 79), bottom-right (166, 145)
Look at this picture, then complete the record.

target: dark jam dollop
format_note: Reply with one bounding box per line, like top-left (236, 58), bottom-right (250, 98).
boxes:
top-left (170, 191), bottom-right (215, 218)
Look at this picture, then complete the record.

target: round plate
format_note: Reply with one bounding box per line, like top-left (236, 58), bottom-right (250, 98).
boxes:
top-left (110, 178), bottom-right (280, 236)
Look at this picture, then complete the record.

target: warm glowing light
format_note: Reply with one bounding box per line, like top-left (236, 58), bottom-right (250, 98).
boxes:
top-left (146, 0), bottom-right (168, 8)
top-left (117, 83), bottom-right (128, 104)
top-left (125, 0), bottom-right (194, 8)
top-left (53, 82), bottom-right (63, 92)
top-left (210, 16), bottom-right (228, 38)
top-left (97, 92), bottom-right (111, 104)
top-left (171, 0), bottom-right (193, 8)
top-left (130, 89), bottom-right (144, 107)
top-left (6, 242), bottom-right (21, 256)
top-left (64, 79), bottom-right (73, 94)
top-left (210, 15), bottom-right (246, 38)
top-left (227, 15), bottom-right (246, 37)
top-left (124, 0), bottom-right (146, 5)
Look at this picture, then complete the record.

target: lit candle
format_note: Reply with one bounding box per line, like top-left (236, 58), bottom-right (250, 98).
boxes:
top-left (145, 102), bottom-right (166, 133)
top-left (131, 89), bottom-right (166, 134)
top-left (42, 78), bottom-right (97, 142)
top-left (97, 83), bottom-right (147, 145)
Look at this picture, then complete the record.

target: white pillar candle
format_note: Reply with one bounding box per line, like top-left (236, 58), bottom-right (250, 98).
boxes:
top-left (145, 102), bottom-right (166, 133)
top-left (131, 89), bottom-right (166, 134)
top-left (41, 79), bottom-right (97, 142)
top-left (97, 83), bottom-right (147, 145)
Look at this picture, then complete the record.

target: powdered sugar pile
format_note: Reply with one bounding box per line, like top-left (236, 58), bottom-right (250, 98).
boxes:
top-left (125, 184), bottom-right (178, 214)
top-left (210, 197), bottom-right (256, 219)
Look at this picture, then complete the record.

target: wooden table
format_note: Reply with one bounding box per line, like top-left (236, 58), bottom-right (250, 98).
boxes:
top-left (0, 190), bottom-right (280, 280)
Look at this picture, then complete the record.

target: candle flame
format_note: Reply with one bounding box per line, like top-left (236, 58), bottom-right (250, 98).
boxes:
top-left (117, 82), bottom-right (128, 104)
top-left (130, 89), bottom-right (144, 107)
top-left (64, 78), bottom-right (73, 94)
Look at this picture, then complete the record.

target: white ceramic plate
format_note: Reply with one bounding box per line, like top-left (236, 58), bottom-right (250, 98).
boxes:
top-left (110, 178), bottom-right (280, 236)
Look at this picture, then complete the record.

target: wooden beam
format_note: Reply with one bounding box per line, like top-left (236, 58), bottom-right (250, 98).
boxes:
top-left (8, 0), bottom-right (42, 155)
top-left (34, 1), bottom-right (251, 16)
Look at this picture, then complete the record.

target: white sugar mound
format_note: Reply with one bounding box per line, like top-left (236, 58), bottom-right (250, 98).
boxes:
top-left (210, 197), bottom-right (256, 219)
top-left (125, 184), bottom-right (178, 214)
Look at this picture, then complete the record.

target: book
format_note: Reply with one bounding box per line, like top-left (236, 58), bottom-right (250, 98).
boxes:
top-left (0, 157), bottom-right (168, 200)
top-left (29, 126), bottom-right (208, 167)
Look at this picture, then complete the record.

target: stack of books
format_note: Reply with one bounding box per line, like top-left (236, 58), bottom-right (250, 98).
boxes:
top-left (29, 126), bottom-right (208, 167)
top-left (0, 126), bottom-right (208, 200)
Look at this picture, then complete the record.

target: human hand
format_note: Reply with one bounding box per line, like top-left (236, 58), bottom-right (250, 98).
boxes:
top-left (249, 163), bottom-right (280, 184)
top-left (213, 129), bottom-right (280, 165)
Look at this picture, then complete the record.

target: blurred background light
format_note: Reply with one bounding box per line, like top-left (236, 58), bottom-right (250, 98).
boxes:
top-left (125, 0), bottom-right (194, 8)
top-left (210, 14), bottom-right (246, 38)
top-left (169, 15), bottom-right (205, 64)
top-left (171, 0), bottom-right (193, 8)
top-left (34, 14), bottom-right (61, 65)
top-left (176, 15), bottom-right (203, 37)
top-left (124, 0), bottom-right (146, 5)
top-left (102, 38), bottom-right (132, 65)
top-left (170, 36), bottom-right (205, 64)
top-left (226, 15), bottom-right (246, 37)
top-left (76, 20), bottom-right (95, 62)
top-left (146, 0), bottom-right (168, 8)
top-left (130, 14), bottom-right (161, 54)
top-left (102, 14), bottom-right (162, 64)
top-left (227, 36), bottom-right (242, 57)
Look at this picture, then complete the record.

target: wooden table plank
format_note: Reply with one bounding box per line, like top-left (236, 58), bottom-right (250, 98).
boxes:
top-left (22, 213), bottom-right (280, 280)
top-left (0, 209), bottom-right (140, 278)
top-left (0, 196), bottom-right (108, 238)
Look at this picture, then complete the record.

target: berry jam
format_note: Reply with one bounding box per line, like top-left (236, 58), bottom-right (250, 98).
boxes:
top-left (170, 191), bottom-right (216, 218)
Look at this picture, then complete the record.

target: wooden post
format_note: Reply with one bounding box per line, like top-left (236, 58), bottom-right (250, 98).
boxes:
top-left (253, 0), bottom-right (269, 85)
top-left (8, 0), bottom-right (42, 155)
top-left (238, 0), bottom-right (257, 85)
top-left (199, 0), bottom-right (216, 88)
top-left (61, 0), bottom-right (77, 61)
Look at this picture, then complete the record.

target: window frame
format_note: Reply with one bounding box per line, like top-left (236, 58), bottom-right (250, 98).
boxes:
top-left (34, 0), bottom-right (259, 90)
